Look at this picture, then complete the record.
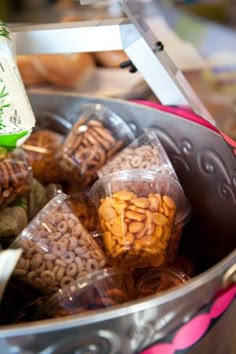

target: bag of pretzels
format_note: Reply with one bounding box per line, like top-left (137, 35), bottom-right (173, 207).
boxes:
top-left (58, 104), bottom-right (136, 188)
top-left (0, 154), bottom-right (32, 208)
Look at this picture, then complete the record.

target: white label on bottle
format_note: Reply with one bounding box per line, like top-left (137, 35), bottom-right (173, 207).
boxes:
top-left (0, 55), bottom-right (35, 135)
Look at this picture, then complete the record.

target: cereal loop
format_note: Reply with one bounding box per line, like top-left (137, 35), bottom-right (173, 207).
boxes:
top-left (41, 270), bottom-right (55, 285)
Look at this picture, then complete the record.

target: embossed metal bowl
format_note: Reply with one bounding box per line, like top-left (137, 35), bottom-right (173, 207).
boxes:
top-left (0, 93), bottom-right (235, 354)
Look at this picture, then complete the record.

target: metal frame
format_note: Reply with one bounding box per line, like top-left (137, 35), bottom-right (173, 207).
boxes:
top-left (11, 12), bottom-right (215, 124)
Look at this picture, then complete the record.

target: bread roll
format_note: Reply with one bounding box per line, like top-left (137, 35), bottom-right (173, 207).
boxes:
top-left (54, 0), bottom-right (78, 11)
top-left (60, 14), bottom-right (82, 23)
top-left (17, 14), bottom-right (95, 89)
top-left (17, 55), bottom-right (47, 87)
top-left (34, 53), bottom-right (95, 89)
top-left (94, 50), bottom-right (129, 68)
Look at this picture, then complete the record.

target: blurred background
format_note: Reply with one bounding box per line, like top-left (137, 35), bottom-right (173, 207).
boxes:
top-left (1, 0), bottom-right (236, 140)
top-left (2, 0), bottom-right (236, 26)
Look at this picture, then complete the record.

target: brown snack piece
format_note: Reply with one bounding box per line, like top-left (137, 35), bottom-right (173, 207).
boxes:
top-left (0, 205), bottom-right (28, 245)
top-left (28, 178), bottom-right (48, 220)
top-left (11, 194), bottom-right (107, 293)
top-left (59, 15), bottom-right (82, 23)
top-left (68, 192), bottom-right (99, 232)
top-left (171, 256), bottom-right (195, 277)
top-left (17, 53), bottom-right (95, 89)
top-left (0, 159), bottom-right (31, 208)
top-left (23, 130), bottom-right (64, 183)
top-left (17, 56), bottom-right (47, 87)
top-left (35, 53), bottom-right (95, 89)
top-left (17, 11), bottom-right (95, 91)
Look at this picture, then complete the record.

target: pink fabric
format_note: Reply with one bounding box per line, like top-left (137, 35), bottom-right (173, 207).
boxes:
top-left (132, 100), bottom-right (217, 132)
top-left (210, 285), bottom-right (236, 319)
top-left (173, 314), bottom-right (211, 350)
top-left (132, 100), bottom-right (236, 155)
top-left (141, 285), bottom-right (236, 354)
top-left (141, 343), bottom-right (174, 354)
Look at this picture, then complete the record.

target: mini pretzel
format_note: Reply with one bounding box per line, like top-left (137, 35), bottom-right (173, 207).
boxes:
top-left (1, 162), bottom-right (10, 188)
top-left (94, 126), bottom-right (116, 144)
top-left (89, 129), bottom-right (111, 151)
top-left (4, 160), bottom-right (17, 186)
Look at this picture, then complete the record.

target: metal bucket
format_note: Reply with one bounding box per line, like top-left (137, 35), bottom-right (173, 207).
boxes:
top-left (0, 93), bottom-right (235, 354)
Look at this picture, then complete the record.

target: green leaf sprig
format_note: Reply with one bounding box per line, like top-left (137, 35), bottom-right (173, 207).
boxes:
top-left (0, 21), bottom-right (10, 40)
top-left (0, 80), bottom-right (10, 129)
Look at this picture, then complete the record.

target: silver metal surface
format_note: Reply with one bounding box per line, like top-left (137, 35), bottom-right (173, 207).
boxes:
top-left (12, 19), bottom-right (126, 54)
top-left (222, 265), bottom-right (236, 289)
top-left (0, 93), bottom-right (235, 354)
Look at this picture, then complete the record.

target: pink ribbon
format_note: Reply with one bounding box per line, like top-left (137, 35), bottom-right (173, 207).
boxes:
top-left (141, 285), bottom-right (236, 354)
top-left (132, 100), bottom-right (236, 156)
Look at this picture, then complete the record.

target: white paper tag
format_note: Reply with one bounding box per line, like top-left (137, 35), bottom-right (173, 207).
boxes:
top-left (0, 248), bottom-right (23, 302)
top-left (0, 56), bottom-right (35, 132)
